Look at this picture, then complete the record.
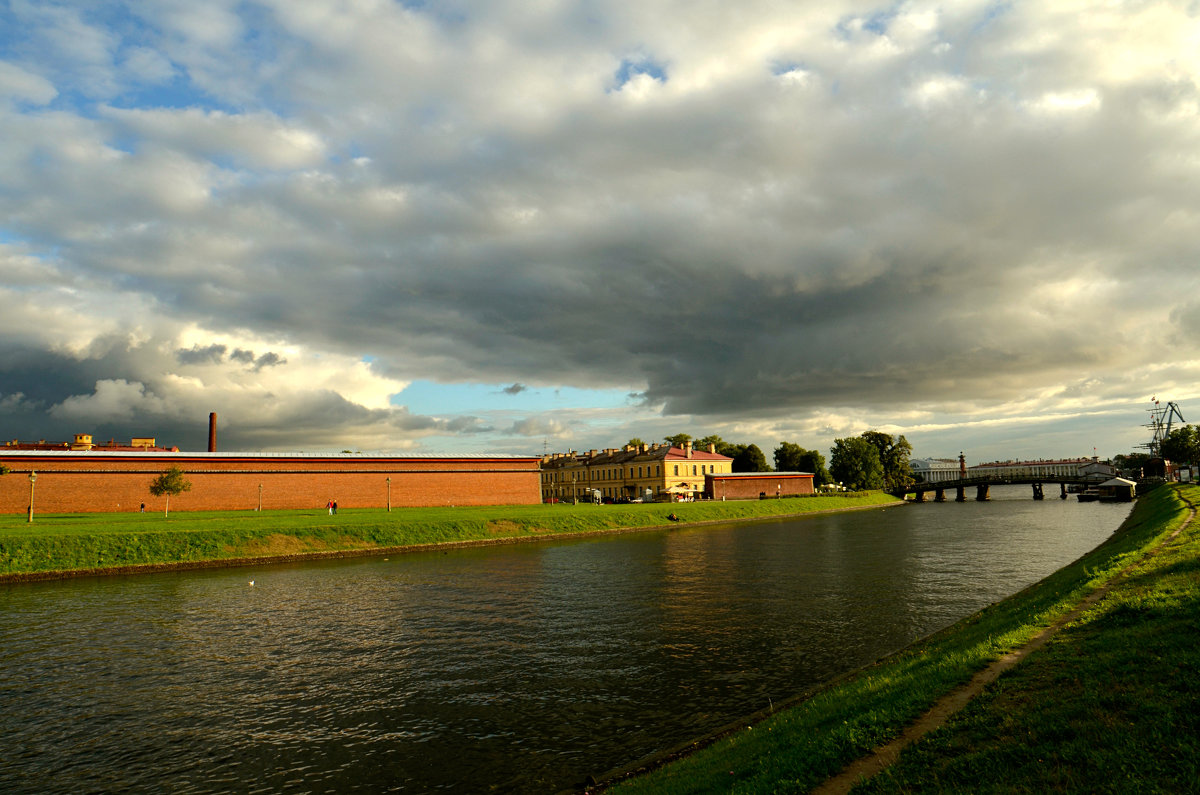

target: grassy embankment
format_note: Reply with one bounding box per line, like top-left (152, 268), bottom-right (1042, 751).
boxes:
top-left (609, 484), bottom-right (1197, 794)
top-left (0, 491), bottom-right (898, 580)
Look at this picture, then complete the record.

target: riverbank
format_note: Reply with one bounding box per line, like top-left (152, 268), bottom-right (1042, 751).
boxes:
top-left (604, 483), bottom-right (1196, 794)
top-left (0, 491), bottom-right (899, 582)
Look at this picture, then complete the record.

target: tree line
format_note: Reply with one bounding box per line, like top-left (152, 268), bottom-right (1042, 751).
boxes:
top-left (629, 431), bottom-right (915, 492)
top-left (1160, 425), bottom-right (1200, 468)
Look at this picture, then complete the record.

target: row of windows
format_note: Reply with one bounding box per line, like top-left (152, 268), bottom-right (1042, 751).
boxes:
top-left (542, 462), bottom-right (721, 483)
top-left (545, 485), bottom-right (699, 498)
top-left (975, 465), bottom-right (1080, 477)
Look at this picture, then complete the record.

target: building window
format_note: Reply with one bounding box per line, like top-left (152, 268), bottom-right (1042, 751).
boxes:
top-left (692, 465), bottom-right (697, 476)
top-left (674, 465), bottom-right (679, 475)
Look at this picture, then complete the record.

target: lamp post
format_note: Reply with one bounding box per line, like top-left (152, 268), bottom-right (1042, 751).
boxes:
top-left (258, 483), bottom-right (263, 511)
top-left (386, 477), bottom-right (392, 512)
top-left (27, 470), bottom-right (37, 523)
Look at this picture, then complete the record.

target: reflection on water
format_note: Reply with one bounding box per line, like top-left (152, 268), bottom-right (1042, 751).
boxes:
top-left (0, 490), bottom-right (1131, 793)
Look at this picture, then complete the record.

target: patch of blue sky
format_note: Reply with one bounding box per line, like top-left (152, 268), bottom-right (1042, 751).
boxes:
top-left (393, 380), bottom-right (633, 415)
top-left (612, 56), bottom-right (667, 91)
top-left (110, 75), bottom-right (229, 113)
top-left (975, 2), bottom-right (1014, 31)
top-left (395, 1), bottom-right (469, 28)
top-left (862, 7), bottom-right (897, 35)
top-left (834, 4), bottom-right (900, 40)
top-left (0, 229), bottom-right (57, 261)
top-left (770, 60), bottom-right (804, 76)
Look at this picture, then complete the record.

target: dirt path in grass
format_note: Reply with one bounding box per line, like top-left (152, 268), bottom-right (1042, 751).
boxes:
top-left (810, 491), bottom-right (1197, 795)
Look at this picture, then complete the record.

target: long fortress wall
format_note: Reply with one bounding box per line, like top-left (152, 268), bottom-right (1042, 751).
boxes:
top-left (0, 452), bottom-right (542, 514)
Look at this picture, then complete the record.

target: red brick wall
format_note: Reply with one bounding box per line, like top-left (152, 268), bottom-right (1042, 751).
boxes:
top-left (0, 454), bottom-right (541, 514)
top-left (705, 473), bottom-right (815, 500)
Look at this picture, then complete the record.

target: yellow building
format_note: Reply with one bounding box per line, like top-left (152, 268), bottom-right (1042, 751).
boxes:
top-left (541, 442), bottom-right (733, 502)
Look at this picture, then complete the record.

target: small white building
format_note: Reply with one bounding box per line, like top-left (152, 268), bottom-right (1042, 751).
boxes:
top-left (911, 457), bottom-right (961, 483)
top-left (1097, 476), bottom-right (1137, 501)
top-left (1078, 459), bottom-right (1119, 483)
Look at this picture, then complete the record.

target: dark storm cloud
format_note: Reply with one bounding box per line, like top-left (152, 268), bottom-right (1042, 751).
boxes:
top-left (177, 344), bottom-right (228, 365)
top-left (178, 345), bottom-right (286, 371)
top-left (0, 333), bottom-right (494, 452)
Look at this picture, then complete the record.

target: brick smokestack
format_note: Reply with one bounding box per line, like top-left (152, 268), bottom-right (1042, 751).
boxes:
top-left (208, 412), bottom-right (217, 453)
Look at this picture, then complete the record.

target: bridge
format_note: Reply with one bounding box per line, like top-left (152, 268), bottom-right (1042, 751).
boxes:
top-left (900, 474), bottom-right (1091, 502)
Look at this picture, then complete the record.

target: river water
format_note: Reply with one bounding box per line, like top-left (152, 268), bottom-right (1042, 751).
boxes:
top-left (1, 488), bottom-right (1131, 793)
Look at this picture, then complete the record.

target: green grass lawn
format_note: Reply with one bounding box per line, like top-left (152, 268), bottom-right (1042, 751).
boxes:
top-left (608, 484), bottom-right (1195, 794)
top-left (856, 485), bottom-right (1200, 794)
top-left (0, 491), bottom-right (898, 577)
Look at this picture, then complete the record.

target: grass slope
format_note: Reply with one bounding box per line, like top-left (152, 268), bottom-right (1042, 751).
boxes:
top-left (858, 484), bottom-right (1200, 794)
top-left (608, 484), bottom-right (1194, 794)
top-left (0, 492), bottom-right (897, 578)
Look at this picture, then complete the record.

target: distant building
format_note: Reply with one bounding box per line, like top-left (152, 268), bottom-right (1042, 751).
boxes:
top-left (1096, 477), bottom-right (1137, 502)
top-left (968, 457), bottom-right (1109, 481)
top-left (5, 433), bottom-right (180, 452)
top-left (910, 456), bottom-right (1122, 485)
top-left (1077, 459), bottom-right (1120, 482)
top-left (705, 471), bottom-right (815, 501)
top-left (910, 457), bottom-right (961, 483)
top-left (541, 442), bottom-right (733, 502)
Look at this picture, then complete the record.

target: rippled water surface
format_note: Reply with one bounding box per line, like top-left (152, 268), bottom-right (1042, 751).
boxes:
top-left (1, 490), bottom-right (1131, 793)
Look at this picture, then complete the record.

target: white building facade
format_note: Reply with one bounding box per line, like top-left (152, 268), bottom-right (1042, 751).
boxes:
top-left (910, 457), bottom-right (962, 483)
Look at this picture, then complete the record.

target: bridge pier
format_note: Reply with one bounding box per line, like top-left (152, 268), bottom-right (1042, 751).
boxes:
top-left (976, 484), bottom-right (990, 501)
top-left (1060, 483), bottom-right (1068, 500)
top-left (935, 488), bottom-right (946, 502)
top-left (1032, 482), bottom-right (1044, 500)
top-left (913, 490), bottom-right (926, 502)
top-left (955, 486), bottom-right (966, 502)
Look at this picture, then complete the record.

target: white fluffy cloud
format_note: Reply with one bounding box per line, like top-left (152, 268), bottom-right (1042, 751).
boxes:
top-left (0, 60), bottom-right (57, 104)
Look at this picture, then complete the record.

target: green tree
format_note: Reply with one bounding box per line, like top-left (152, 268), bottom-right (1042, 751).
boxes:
top-left (798, 450), bottom-right (831, 486)
top-left (774, 442), bottom-right (830, 485)
top-left (149, 466), bottom-right (192, 517)
top-left (663, 433), bottom-right (693, 448)
top-left (829, 436), bottom-right (885, 490)
top-left (732, 443), bottom-right (769, 472)
top-left (625, 437), bottom-right (646, 448)
top-left (1160, 425), bottom-right (1200, 465)
top-left (0, 463), bottom-right (8, 476)
top-left (773, 441), bottom-right (806, 471)
top-left (699, 435), bottom-right (744, 458)
top-left (1113, 452), bottom-right (1152, 476)
top-left (860, 430), bottom-right (914, 492)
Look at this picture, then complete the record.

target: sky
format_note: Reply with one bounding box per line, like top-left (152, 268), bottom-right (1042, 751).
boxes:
top-left (1, 1), bottom-right (1199, 464)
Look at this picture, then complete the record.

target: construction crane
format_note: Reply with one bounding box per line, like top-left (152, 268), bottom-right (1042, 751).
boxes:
top-left (1142, 398), bottom-right (1186, 457)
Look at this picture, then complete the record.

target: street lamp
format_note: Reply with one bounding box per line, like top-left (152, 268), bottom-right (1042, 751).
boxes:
top-left (258, 483), bottom-right (263, 511)
top-left (27, 470), bottom-right (36, 523)
top-left (386, 477), bottom-right (392, 512)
